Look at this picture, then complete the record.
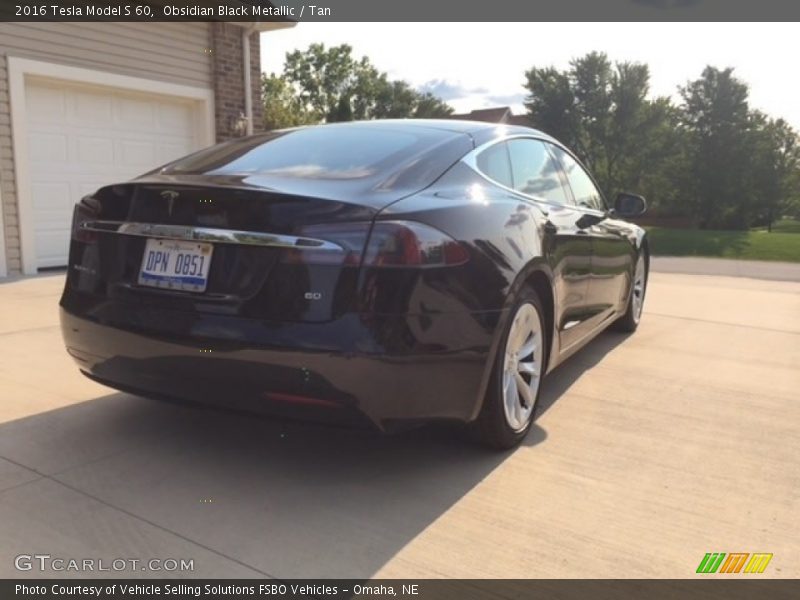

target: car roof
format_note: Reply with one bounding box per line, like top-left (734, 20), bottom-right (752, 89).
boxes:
top-left (274, 119), bottom-right (557, 146)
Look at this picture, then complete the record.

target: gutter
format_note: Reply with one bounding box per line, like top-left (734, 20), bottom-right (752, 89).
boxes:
top-left (227, 17), bottom-right (295, 137)
top-left (241, 23), bottom-right (258, 136)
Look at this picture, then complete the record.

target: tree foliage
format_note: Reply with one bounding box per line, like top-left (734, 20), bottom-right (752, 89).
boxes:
top-left (263, 46), bottom-right (799, 231)
top-left (262, 43), bottom-right (452, 130)
top-left (679, 67), bottom-right (753, 228)
top-left (261, 73), bottom-right (318, 130)
top-left (524, 52), bottom-right (685, 213)
top-left (524, 54), bottom-right (800, 230)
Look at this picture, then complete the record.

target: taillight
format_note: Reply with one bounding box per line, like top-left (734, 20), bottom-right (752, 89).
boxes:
top-left (363, 221), bottom-right (469, 267)
top-left (71, 195), bottom-right (100, 243)
top-left (282, 220), bottom-right (469, 268)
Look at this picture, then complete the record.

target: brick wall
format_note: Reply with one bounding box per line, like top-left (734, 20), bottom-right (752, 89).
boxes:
top-left (211, 23), bottom-right (263, 142)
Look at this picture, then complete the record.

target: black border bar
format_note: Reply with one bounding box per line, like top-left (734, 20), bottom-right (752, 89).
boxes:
top-left (3, 0), bottom-right (800, 22)
top-left (4, 579), bottom-right (800, 600)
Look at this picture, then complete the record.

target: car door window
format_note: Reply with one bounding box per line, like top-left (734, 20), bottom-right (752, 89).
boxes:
top-left (549, 145), bottom-right (606, 211)
top-left (475, 141), bottom-right (513, 188)
top-left (506, 139), bottom-right (572, 206)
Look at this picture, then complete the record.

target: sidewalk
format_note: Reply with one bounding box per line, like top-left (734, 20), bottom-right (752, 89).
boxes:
top-left (651, 256), bottom-right (800, 282)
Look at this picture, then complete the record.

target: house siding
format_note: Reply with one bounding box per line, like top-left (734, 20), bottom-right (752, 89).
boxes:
top-left (0, 22), bottom-right (214, 275)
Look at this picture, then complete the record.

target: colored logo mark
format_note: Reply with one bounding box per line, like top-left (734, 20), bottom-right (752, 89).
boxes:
top-left (696, 552), bottom-right (773, 574)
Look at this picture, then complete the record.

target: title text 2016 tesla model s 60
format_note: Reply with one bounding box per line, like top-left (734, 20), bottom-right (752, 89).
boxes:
top-left (60, 120), bottom-right (649, 449)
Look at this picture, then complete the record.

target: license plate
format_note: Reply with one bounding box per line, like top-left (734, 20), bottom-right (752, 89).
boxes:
top-left (138, 239), bottom-right (213, 292)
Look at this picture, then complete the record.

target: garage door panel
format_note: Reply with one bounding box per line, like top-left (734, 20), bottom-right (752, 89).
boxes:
top-left (33, 180), bottom-right (72, 267)
top-left (28, 132), bottom-right (68, 163)
top-left (116, 97), bottom-right (157, 131)
top-left (158, 102), bottom-right (194, 132)
top-left (73, 91), bottom-right (113, 125)
top-left (35, 230), bottom-right (71, 268)
top-left (32, 213), bottom-right (71, 228)
top-left (118, 139), bottom-right (158, 166)
top-left (24, 79), bottom-right (202, 268)
top-left (157, 141), bottom-right (192, 164)
top-left (76, 136), bottom-right (115, 164)
top-left (31, 182), bottom-right (71, 212)
top-left (25, 83), bottom-right (66, 120)
top-left (34, 215), bottom-right (70, 231)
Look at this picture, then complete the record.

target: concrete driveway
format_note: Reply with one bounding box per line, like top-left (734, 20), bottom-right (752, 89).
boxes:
top-left (0, 267), bottom-right (798, 579)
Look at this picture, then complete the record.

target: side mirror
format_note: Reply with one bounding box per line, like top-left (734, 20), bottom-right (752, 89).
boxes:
top-left (613, 192), bottom-right (647, 217)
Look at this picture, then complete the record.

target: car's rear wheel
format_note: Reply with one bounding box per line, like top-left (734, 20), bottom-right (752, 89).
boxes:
top-left (613, 251), bottom-right (648, 333)
top-left (473, 290), bottom-right (546, 449)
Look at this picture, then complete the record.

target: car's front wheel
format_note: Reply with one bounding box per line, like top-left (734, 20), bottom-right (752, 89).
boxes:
top-left (473, 290), bottom-right (546, 450)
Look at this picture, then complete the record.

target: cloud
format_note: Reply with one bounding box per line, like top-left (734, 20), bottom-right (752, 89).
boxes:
top-left (486, 92), bottom-right (527, 106)
top-left (419, 79), bottom-right (489, 100)
top-left (418, 79), bottom-right (528, 112)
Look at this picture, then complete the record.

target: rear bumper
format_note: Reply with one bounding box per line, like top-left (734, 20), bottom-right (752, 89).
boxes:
top-left (59, 301), bottom-right (502, 429)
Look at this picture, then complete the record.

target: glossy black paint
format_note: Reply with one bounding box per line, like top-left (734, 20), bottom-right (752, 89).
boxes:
top-left (60, 119), bottom-right (647, 429)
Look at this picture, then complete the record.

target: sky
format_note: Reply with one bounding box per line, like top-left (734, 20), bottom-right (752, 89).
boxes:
top-left (260, 22), bottom-right (800, 129)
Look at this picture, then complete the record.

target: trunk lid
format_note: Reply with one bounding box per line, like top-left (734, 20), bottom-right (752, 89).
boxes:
top-left (67, 179), bottom-right (378, 323)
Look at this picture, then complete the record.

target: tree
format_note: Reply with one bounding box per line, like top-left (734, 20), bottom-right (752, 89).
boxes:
top-left (410, 91), bottom-right (454, 118)
top-left (265, 43), bottom-right (453, 128)
top-left (622, 97), bottom-right (689, 216)
top-left (748, 114), bottom-right (800, 229)
top-left (283, 43), bottom-right (362, 122)
top-left (261, 73), bottom-right (319, 130)
top-left (523, 52), bottom-right (682, 208)
top-left (373, 80), bottom-right (452, 119)
top-left (679, 66), bottom-right (754, 229)
top-left (524, 55), bottom-right (800, 229)
top-left (523, 66), bottom-right (580, 152)
top-left (570, 52), bottom-right (613, 176)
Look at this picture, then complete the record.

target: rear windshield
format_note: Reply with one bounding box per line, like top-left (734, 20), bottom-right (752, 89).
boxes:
top-left (162, 125), bottom-right (429, 180)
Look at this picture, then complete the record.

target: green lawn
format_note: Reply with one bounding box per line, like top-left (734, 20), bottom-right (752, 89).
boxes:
top-left (646, 225), bottom-right (800, 263)
top-left (752, 218), bottom-right (800, 234)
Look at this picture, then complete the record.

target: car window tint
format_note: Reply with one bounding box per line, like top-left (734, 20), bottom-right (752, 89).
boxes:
top-left (549, 145), bottom-right (605, 211)
top-left (506, 139), bottom-right (571, 205)
top-left (475, 142), bottom-right (513, 188)
top-left (163, 126), bottom-right (425, 180)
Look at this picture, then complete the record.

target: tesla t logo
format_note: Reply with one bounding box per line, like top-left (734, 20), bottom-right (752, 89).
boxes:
top-left (696, 552), bottom-right (773, 574)
top-left (160, 190), bottom-right (180, 215)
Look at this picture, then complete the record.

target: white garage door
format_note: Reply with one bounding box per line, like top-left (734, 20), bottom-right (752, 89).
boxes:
top-left (25, 78), bottom-right (200, 268)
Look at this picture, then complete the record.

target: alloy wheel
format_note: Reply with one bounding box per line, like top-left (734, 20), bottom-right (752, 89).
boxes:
top-left (502, 303), bottom-right (544, 432)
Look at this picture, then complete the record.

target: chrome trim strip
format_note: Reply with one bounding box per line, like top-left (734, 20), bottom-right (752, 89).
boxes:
top-left (80, 221), bottom-right (344, 251)
top-left (462, 133), bottom-right (555, 170)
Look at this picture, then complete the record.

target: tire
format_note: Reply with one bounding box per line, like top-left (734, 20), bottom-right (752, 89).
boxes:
top-left (473, 289), bottom-right (547, 450)
top-left (613, 251), bottom-right (648, 333)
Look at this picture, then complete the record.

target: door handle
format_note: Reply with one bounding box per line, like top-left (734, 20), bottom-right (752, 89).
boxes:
top-left (543, 221), bottom-right (557, 235)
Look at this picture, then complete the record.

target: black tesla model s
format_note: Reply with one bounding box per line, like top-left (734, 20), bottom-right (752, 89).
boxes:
top-left (60, 119), bottom-right (648, 448)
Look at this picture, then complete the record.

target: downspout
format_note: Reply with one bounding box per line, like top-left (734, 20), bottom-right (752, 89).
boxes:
top-left (242, 24), bottom-right (258, 135)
